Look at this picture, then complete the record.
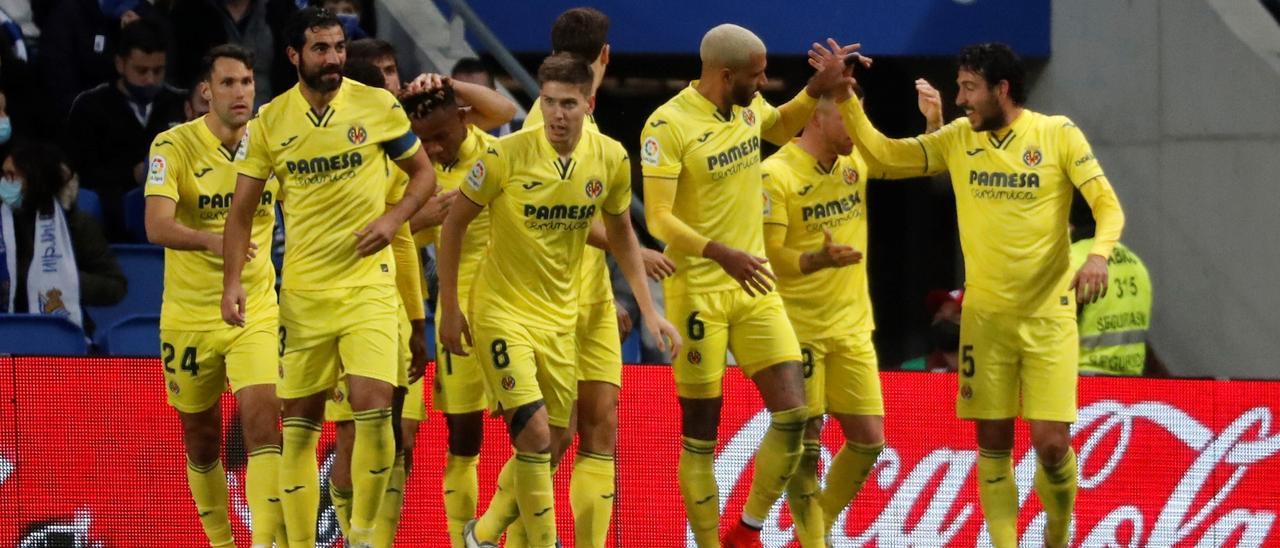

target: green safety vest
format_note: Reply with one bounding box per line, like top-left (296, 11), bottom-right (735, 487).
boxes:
top-left (1070, 240), bottom-right (1152, 376)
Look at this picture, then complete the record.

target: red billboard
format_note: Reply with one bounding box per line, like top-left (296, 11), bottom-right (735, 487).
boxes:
top-left (1, 357), bottom-right (1277, 546)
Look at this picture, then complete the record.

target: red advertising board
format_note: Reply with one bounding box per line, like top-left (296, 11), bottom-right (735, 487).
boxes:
top-left (1, 357), bottom-right (1278, 546)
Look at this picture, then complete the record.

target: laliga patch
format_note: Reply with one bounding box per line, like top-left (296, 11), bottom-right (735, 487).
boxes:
top-left (1022, 145), bottom-right (1043, 168)
top-left (585, 178), bottom-right (604, 199)
top-left (761, 191), bottom-right (772, 216)
top-left (842, 166), bottom-right (860, 185)
top-left (147, 156), bottom-right (167, 185)
top-left (466, 160), bottom-right (486, 191)
top-left (641, 136), bottom-right (660, 167)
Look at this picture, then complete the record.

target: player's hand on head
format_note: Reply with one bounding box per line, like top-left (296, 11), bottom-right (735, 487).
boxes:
top-left (706, 241), bottom-right (775, 296)
top-left (354, 215), bottom-right (399, 256)
top-left (641, 247), bottom-right (676, 281)
top-left (807, 39), bottom-right (861, 97)
top-left (220, 284), bottom-right (247, 327)
top-left (405, 73), bottom-right (448, 95)
top-left (645, 314), bottom-right (683, 363)
top-left (1071, 253), bottom-right (1109, 304)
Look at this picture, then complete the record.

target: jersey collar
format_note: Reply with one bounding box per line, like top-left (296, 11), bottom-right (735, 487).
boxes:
top-left (291, 79), bottom-right (348, 127)
top-left (985, 108), bottom-right (1033, 151)
top-left (535, 126), bottom-right (585, 181)
top-left (683, 80), bottom-right (737, 123)
top-left (783, 140), bottom-right (839, 176)
top-left (195, 116), bottom-right (245, 161)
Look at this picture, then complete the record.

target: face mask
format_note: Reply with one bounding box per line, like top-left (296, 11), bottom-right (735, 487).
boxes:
top-left (929, 320), bottom-right (961, 353)
top-left (123, 81), bottom-right (162, 104)
top-left (0, 178), bottom-right (23, 209)
top-left (0, 118), bottom-right (11, 146)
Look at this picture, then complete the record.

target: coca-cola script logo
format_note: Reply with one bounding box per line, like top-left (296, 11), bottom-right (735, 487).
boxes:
top-left (692, 399), bottom-right (1280, 547)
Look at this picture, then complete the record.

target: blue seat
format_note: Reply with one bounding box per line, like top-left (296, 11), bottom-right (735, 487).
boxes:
top-left (0, 315), bottom-right (88, 356)
top-left (76, 188), bottom-right (103, 225)
top-left (86, 244), bottom-right (164, 347)
top-left (104, 314), bottom-right (160, 356)
top-left (122, 187), bottom-right (147, 242)
top-left (622, 329), bottom-right (641, 363)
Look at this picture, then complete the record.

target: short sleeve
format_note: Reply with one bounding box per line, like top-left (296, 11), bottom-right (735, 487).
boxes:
top-left (143, 135), bottom-right (182, 201)
top-left (639, 110), bottom-right (683, 179)
top-left (761, 163), bottom-right (789, 227)
top-left (238, 118), bottom-right (274, 181)
top-left (753, 94), bottom-right (782, 132)
top-left (459, 143), bottom-right (507, 206)
top-left (603, 146), bottom-right (632, 215)
top-left (1059, 118), bottom-right (1105, 187)
top-left (378, 91), bottom-right (421, 161)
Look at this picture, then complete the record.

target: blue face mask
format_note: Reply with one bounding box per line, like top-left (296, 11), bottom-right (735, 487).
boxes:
top-left (0, 178), bottom-right (22, 209)
top-left (0, 118), bottom-right (11, 146)
top-left (337, 13), bottom-right (366, 40)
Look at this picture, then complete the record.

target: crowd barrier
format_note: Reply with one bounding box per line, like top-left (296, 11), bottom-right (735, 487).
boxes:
top-left (1, 357), bottom-right (1277, 546)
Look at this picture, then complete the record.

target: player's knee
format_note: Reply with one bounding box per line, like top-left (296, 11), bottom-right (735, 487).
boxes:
top-left (1029, 422), bottom-right (1071, 463)
top-left (679, 397), bottom-right (722, 440)
top-left (508, 401), bottom-right (550, 451)
top-left (975, 419), bottom-right (1016, 452)
top-left (446, 412), bottom-right (484, 457)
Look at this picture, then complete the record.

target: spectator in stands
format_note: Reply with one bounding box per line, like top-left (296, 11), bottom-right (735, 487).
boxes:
top-left (450, 57), bottom-right (512, 136)
top-left (1070, 194), bottom-right (1168, 376)
top-left (184, 82), bottom-right (210, 121)
top-left (168, 0), bottom-right (279, 108)
top-left (63, 17), bottom-right (186, 242)
top-left (322, 0), bottom-right (368, 39)
top-left (901, 289), bottom-right (963, 372)
top-left (37, 0), bottom-right (160, 121)
top-left (347, 38), bottom-right (400, 92)
top-left (0, 142), bottom-right (126, 336)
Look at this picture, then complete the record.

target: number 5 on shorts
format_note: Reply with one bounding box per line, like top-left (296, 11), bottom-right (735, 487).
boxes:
top-left (961, 344), bottom-right (975, 378)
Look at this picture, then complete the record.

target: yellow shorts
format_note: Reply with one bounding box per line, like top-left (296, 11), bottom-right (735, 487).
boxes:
top-left (666, 289), bottom-right (803, 399)
top-left (800, 330), bottom-right (883, 417)
top-left (432, 305), bottom-right (491, 415)
top-left (577, 299), bottom-right (622, 387)
top-left (161, 315), bottom-right (279, 413)
top-left (325, 304), bottom-right (426, 421)
top-left (472, 318), bottom-right (577, 429)
top-left (278, 285), bottom-right (399, 399)
top-left (956, 308), bottom-right (1079, 422)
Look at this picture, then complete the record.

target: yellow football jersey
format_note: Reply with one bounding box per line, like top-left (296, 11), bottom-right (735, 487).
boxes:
top-left (524, 99), bottom-right (613, 305)
top-left (640, 82), bottom-right (781, 296)
top-left (428, 124), bottom-right (497, 302)
top-left (460, 125), bottom-right (631, 331)
top-left (762, 142), bottom-right (873, 340)
top-left (146, 118), bottom-right (279, 331)
top-left (846, 103), bottom-right (1106, 317)
top-left (238, 78), bottom-right (421, 290)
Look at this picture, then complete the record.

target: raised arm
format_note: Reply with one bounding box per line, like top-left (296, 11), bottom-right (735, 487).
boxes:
top-left (761, 39), bottom-right (861, 145)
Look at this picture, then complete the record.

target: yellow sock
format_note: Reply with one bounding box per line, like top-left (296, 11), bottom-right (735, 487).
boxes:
top-left (280, 417), bottom-right (322, 544)
top-left (679, 436), bottom-right (720, 547)
top-left (474, 455), bottom-right (521, 543)
top-left (349, 407), bottom-right (395, 542)
top-left (329, 482), bottom-right (353, 540)
top-left (818, 441), bottom-right (883, 531)
top-left (787, 440), bottom-right (824, 547)
top-left (570, 451), bottom-right (616, 548)
top-left (186, 458), bottom-right (234, 547)
top-left (443, 452), bottom-right (479, 548)
top-left (373, 451), bottom-right (408, 547)
top-left (742, 406), bottom-right (807, 526)
top-left (1035, 448), bottom-right (1077, 548)
top-left (246, 445), bottom-right (285, 546)
top-left (977, 448), bottom-right (1019, 548)
top-left (506, 520), bottom-right (528, 548)
top-left (513, 450), bottom-right (557, 548)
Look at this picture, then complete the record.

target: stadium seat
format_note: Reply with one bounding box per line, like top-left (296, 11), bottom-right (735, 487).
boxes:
top-left (76, 188), bottom-right (104, 226)
top-left (104, 314), bottom-right (160, 356)
top-left (122, 187), bottom-right (147, 242)
top-left (622, 329), bottom-right (641, 363)
top-left (86, 244), bottom-right (164, 347)
top-left (0, 315), bottom-right (88, 356)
